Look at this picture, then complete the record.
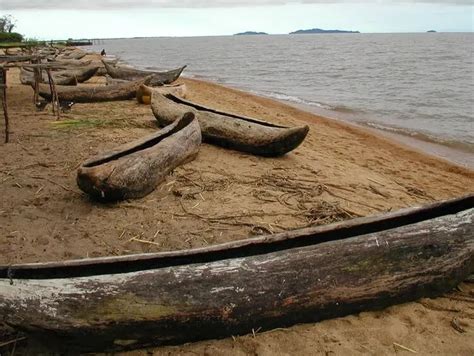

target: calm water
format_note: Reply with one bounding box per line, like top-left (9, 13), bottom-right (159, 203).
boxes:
top-left (90, 33), bottom-right (474, 163)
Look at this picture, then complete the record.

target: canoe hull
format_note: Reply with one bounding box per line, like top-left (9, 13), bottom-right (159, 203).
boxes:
top-left (20, 67), bottom-right (78, 86)
top-left (0, 197), bottom-right (472, 352)
top-left (137, 83), bottom-right (187, 104)
top-left (103, 61), bottom-right (186, 85)
top-left (76, 113), bottom-right (201, 201)
top-left (151, 92), bottom-right (309, 156)
top-left (37, 79), bottom-right (146, 103)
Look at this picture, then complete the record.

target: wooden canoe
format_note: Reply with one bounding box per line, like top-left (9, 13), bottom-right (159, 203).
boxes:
top-left (77, 112), bottom-right (201, 201)
top-left (61, 65), bottom-right (99, 83)
top-left (58, 50), bottom-right (87, 60)
top-left (37, 78), bottom-right (149, 103)
top-left (47, 59), bottom-right (92, 66)
top-left (105, 75), bottom-right (129, 86)
top-left (151, 93), bottom-right (309, 156)
top-left (137, 83), bottom-right (187, 104)
top-left (0, 195), bottom-right (472, 352)
top-left (103, 61), bottom-right (186, 85)
top-left (20, 67), bottom-right (78, 86)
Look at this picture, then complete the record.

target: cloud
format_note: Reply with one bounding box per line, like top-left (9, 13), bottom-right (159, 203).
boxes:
top-left (1, 0), bottom-right (472, 10)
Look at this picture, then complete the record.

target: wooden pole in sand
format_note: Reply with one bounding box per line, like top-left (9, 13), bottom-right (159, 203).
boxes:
top-left (33, 64), bottom-right (40, 105)
top-left (1, 68), bottom-right (9, 143)
top-left (46, 68), bottom-right (60, 120)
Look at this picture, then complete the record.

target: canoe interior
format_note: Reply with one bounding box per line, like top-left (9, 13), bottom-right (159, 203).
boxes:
top-left (1, 194), bottom-right (472, 280)
top-left (163, 93), bottom-right (288, 128)
top-left (82, 113), bottom-right (196, 168)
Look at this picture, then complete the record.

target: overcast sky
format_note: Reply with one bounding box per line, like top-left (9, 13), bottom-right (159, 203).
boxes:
top-left (3, 0), bottom-right (473, 39)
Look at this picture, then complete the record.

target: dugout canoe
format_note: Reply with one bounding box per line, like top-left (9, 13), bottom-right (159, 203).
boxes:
top-left (58, 50), bottom-right (87, 60)
top-left (62, 65), bottom-right (100, 83)
top-left (76, 112), bottom-right (201, 201)
top-left (151, 93), bottom-right (309, 156)
top-left (20, 67), bottom-right (78, 86)
top-left (137, 83), bottom-right (187, 104)
top-left (103, 61), bottom-right (186, 85)
top-left (0, 195), bottom-right (472, 352)
top-left (37, 78), bottom-right (150, 103)
top-left (47, 59), bottom-right (92, 66)
top-left (22, 65), bottom-right (98, 84)
top-left (105, 75), bottom-right (129, 86)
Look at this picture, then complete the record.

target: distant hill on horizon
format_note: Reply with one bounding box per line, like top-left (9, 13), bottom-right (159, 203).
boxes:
top-left (290, 28), bottom-right (360, 34)
top-left (234, 31), bottom-right (268, 36)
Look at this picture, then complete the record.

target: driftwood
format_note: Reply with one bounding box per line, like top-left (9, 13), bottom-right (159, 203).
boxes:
top-left (37, 78), bottom-right (149, 103)
top-left (20, 67), bottom-right (78, 86)
top-left (103, 61), bottom-right (186, 85)
top-left (151, 93), bottom-right (309, 156)
top-left (77, 112), bottom-right (201, 201)
top-left (0, 195), bottom-right (472, 352)
top-left (136, 83), bottom-right (187, 104)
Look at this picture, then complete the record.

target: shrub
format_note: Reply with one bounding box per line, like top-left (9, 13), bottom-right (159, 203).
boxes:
top-left (0, 32), bottom-right (23, 43)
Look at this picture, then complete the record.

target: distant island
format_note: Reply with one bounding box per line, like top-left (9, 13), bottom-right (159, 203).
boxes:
top-left (290, 28), bottom-right (360, 34)
top-left (234, 31), bottom-right (268, 36)
top-left (427, 30), bottom-right (437, 33)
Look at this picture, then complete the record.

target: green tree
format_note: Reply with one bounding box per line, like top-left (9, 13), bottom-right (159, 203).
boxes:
top-left (0, 14), bottom-right (17, 33)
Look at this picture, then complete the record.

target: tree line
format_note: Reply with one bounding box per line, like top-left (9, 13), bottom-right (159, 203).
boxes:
top-left (0, 14), bottom-right (23, 43)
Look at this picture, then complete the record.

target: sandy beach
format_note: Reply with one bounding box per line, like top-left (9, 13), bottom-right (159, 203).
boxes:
top-left (0, 53), bottom-right (473, 354)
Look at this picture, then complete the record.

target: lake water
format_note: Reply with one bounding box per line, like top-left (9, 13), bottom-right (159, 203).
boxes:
top-left (89, 33), bottom-right (474, 166)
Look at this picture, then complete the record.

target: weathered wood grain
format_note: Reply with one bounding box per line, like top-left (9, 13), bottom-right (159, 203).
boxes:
top-left (151, 92), bottom-right (310, 156)
top-left (20, 67), bottom-right (78, 86)
top-left (37, 78), bottom-right (148, 103)
top-left (103, 61), bottom-right (186, 86)
top-left (77, 112), bottom-right (201, 201)
top-left (136, 83), bottom-right (187, 104)
top-left (0, 197), bottom-right (472, 352)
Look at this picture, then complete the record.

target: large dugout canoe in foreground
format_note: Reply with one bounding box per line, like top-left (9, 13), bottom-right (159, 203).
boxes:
top-left (151, 92), bottom-right (310, 156)
top-left (37, 78), bottom-right (149, 103)
top-left (0, 195), bottom-right (473, 352)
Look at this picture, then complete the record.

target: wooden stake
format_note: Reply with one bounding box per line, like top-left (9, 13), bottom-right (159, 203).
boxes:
top-left (1, 68), bottom-right (9, 143)
top-left (46, 69), bottom-right (60, 120)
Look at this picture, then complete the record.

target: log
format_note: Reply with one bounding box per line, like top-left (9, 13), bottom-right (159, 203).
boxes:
top-left (37, 78), bottom-right (149, 103)
top-left (77, 112), bottom-right (201, 201)
top-left (0, 195), bottom-right (472, 352)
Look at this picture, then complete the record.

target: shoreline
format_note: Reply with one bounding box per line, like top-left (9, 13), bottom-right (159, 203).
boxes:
top-left (181, 76), bottom-right (474, 176)
top-left (184, 74), bottom-right (474, 169)
top-left (291, 99), bottom-right (474, 169)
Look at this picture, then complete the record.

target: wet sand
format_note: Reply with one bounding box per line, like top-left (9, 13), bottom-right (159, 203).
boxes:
top-left (0, 56), bottom-right (473, 354)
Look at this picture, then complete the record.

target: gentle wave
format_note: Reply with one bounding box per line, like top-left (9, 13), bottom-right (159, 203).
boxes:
top-left (362, 121), bottom-right (474, 153)
top-left (250, 90), bottom-right (334, 110)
